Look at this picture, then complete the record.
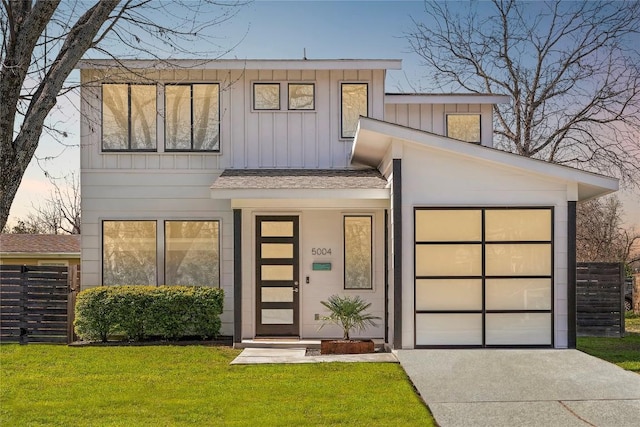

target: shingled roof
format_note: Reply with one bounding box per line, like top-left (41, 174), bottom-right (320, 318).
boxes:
top-left (0, 234), bottom-right (80, 254)
top-left (211, 169), bottom-right (388, 190)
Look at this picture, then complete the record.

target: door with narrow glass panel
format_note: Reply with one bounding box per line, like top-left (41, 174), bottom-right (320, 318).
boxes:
top-left (256, 216), bottom-right (299, 336)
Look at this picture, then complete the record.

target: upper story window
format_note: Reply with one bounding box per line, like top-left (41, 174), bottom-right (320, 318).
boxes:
top-left (341, 83), bottom-right (368, 138)
top-left (102, 84), bottom-right (157, 151)
top-left (288, 83), bottom-right (314, 110)
top-left (165, 83), bottom-right (220, 151)
top-left (446, 114), bottom-right (481, 143)
top-left (254, 83), bottom-right (280, 110)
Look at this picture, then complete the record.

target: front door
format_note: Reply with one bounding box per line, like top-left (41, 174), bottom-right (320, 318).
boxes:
top-left (255, 216), bottom-right (299, 336)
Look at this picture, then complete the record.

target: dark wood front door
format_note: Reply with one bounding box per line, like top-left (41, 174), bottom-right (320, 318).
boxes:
top-left (255, 216), bottom-right (299, 336)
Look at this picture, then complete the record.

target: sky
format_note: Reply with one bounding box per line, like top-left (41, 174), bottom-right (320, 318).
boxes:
top-left (8, 0), bottom-right (640, 229)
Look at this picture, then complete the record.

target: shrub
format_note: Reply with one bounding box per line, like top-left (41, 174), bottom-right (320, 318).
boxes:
top-left (74, 286), bottom-right (224, 342)
top-left (74, 287), bottom-right (118, 342)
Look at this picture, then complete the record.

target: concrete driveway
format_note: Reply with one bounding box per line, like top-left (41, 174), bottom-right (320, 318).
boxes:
top-left (396, 349), bottom-right (640, 427)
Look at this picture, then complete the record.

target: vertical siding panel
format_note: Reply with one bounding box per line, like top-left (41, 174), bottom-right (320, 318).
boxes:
top-left (433, 104), bottom-right (444, 135)
top-left (259, 113), bottom-right (274, 167)
top-left (371, 70), bottom-right (384, 120)
top-left (314, 70), bottom-right (332, 168)
top-left (398, 104), bottom-right (409, 127)
top-left (274, 112), bottom-right (288, 167)
top-left (408, 104), bottom-right (421, 129)
top-left (384, 104), bottom-right (396, 123)
top-left (288, 113), bottom-right (303, 167)
top-left (420, 104), bottom-right (432, 133)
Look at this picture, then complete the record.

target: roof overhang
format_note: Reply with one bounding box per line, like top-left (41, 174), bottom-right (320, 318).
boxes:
top-left (210, 169), bottom-right (390, 201)
top-left (351, 117), bottom-right (619, 201)
top-left (77, 59), bottom-right (402, 71)
top-left (385, 93), bottom-right (511, 105)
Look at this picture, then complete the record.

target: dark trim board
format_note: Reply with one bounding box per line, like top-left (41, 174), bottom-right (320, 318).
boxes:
top-left (567, 201), bottom-right (577, 348)
top-left (392, 159), bottom-right (402, 349)
top-left (233, 209), bottom-right (242, 344)
top-left (384, 209), bottom-right (389, 344)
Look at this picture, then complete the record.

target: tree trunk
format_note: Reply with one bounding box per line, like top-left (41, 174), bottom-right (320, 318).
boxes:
top-left (634, 273), bottom-right (640, 315)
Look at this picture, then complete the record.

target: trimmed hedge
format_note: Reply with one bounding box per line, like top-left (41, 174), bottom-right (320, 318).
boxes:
top-left (74, 286), bottom-right (224, 342)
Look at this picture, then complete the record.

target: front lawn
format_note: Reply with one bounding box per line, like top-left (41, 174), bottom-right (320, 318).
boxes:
top-left (0, 345), bottom-right (434, 426)
top-left (577, 323), bottom-right (640, 374)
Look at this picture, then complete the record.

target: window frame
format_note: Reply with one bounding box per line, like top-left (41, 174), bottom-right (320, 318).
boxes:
top-left (287, 83), bottom-right (315, 110)
top-left (101, 83), bottom-right (158, 152)
top-left (343, 215), bottom-right (373, 290)
top-left (102, 220), bottom-right (158, 286)
top-left (253, 82), bottom-right (281, 111)
top-left (340, 82), bottom-right (368, 139)
top-left (445, 113), bottom-right (482, 144)
top-left (163, 219), bottom-right (221, 288)
top-left (164, 83), bottom-right (221, 152)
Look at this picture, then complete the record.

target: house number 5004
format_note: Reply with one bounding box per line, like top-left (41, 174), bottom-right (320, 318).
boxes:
top-left (311, 248), bottom-right (332, 256)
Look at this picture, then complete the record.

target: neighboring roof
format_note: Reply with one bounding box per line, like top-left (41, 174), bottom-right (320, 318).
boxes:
top-left (210, 169), bottom-right (389, 200)
top-left (76, 58), bottom-right (402, 71)
top-left (385, 93), bottom-right (511, 105)
top-left (0, 234), bottom-right (81, 256)
top-left (351, 117), bottom-right (618, 201)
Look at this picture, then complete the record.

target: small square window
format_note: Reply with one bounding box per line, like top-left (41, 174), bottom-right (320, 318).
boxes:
top-left (288, 83), bottom-right (314, 110)
top-left (446, 114), bottom-right (481, 143)
top-left (254, 83), bottom-right (280, 110)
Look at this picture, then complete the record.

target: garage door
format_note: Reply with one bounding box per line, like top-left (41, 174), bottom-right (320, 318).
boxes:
top-left (414, 207), bottom-right (553, 347)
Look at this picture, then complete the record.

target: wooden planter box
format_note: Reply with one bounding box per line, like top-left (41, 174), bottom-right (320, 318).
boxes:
top-left (320, 339), bottom-right (374, 355)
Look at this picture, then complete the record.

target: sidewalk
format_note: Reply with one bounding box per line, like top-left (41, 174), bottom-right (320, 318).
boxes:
top-left (230, 347), bottom-right (398, 364)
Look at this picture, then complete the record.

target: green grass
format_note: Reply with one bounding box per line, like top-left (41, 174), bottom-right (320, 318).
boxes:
top-left (578, 314), bottom-right (640, 374)
top-left (0, 345), bottom-right (434, 426)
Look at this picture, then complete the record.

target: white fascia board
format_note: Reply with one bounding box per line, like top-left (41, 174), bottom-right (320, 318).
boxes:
top-left (352, 118), bottom-right (619, 199)
top-left (211, 188), bottom-right (390, 200)
top-left (385, 94), bottom-right (511, 105)
top-left (77, 59), bottom-right (402, 71)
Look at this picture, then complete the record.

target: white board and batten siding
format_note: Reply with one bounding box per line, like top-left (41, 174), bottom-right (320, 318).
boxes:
top-left (79, 64), bottom-right (388, 336)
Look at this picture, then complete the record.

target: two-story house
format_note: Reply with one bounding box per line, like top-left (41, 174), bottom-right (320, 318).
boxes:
top-left (78, 59), bottom-right (617, 349)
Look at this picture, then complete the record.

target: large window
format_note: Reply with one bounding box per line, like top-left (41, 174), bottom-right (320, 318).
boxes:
top-left (341, 83), bottom-right (368, 138)
top-left (102, 84), bottom-right (157, 150)
top-left (446, 114), bottom-right (481, 143)
top-left (253, 83), bottom-right (280, 110)
top-left (344, 216), bottom-right (372, 289)
top-left (414, 208), bottom-right (553, 347)
top-left (165, 221), bottom-right (220, 286)
top-left (165, 84), bottom-right (220, 151)
top-left (103, 221), bottom-right (157, 285)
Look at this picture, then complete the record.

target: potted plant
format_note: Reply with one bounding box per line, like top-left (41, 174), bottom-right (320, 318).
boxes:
top-left (318, 294), bottom-right (381, 354)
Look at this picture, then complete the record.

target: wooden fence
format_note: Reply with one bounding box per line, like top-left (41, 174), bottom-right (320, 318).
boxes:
top-left (576, 262), bottom-right (625, 337)
top-left (0, 265), bottom-right (80, 344)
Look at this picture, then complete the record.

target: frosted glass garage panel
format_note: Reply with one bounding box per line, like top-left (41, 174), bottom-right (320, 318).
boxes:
top-left (485, 244), bottom-right (551, 276)
top-left (416, 244), bottom-right (482, 276)
top-left (261, 243), bottom-right (293, 259)
top-left (485, 210), bottom-right (552, 241)
top-left (415, 210), bottom-right (482, 242)
top-left (261, 265), bottom-right (293, 281)
top-left (416, 279), bottom-right (482, 310)
top-left (486, 279), bottom-right (551, 310)
top-left (261, 221), bottom-right (293, 237)
top-left (486, 313), bottom-right (551, 345)
top-left (416, 314), bottom-right (483, 345)
top-left (261, 309), bottom-right (294, 324)
top-left (261, 287), bottom-right (293, 302)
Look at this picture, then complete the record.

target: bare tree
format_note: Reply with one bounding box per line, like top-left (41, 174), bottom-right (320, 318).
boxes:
top-left (407, 1), bottom-right (640, 184)
top-left (0, 0), bottom-right (246, 231)
top-left (576, 194), bottom-right (639, 263)
top-left (2, 172), bottom-right (80, 234)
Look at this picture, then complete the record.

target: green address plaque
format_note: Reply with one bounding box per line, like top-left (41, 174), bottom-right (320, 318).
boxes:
top-left (312, 262), bottom-right (332, 271)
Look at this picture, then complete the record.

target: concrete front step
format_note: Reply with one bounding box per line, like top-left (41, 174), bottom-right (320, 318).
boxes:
top-left (235, 338), bottom-right (386, 350)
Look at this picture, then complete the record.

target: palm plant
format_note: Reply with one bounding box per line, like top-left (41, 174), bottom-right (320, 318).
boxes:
top-left (319, 295), bottom-right (381, 340)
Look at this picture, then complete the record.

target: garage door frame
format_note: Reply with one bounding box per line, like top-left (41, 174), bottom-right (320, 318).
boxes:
top-left (414, 206), bottom-right (554, 349)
